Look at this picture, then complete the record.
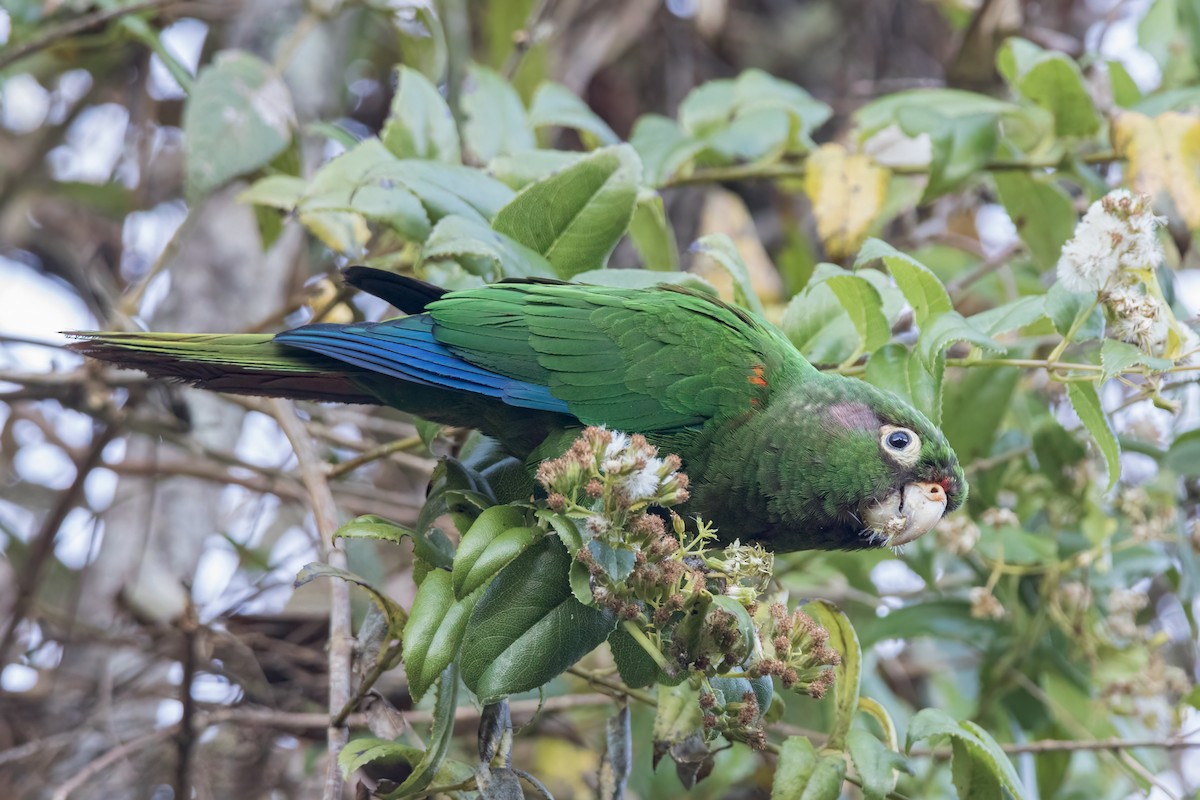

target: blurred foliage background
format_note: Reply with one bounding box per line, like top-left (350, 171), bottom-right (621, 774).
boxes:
top-left (3, 0), bottom-right (1200, 798)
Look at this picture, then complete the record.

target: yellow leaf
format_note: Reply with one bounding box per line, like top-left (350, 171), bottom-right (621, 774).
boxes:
top-left (304, 276), bottom-right (355, 324)
top-left (803, 143), bottom-right (890, 260)
top-left (1112, 110), bottom-right (1200, 230)
top-left (298, 210), bottom-right (370, 256)
top-left (695, 188), bottom-right (784, 304)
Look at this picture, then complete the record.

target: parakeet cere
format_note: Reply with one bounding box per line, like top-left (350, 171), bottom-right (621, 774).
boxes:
top-left (71, 267), bottom-right (966, 552)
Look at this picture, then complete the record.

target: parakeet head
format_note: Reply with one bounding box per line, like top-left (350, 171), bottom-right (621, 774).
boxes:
top-left (748, 375), bottom-right (967, 551)
top-left (817, 377), bottom-right (967, 548)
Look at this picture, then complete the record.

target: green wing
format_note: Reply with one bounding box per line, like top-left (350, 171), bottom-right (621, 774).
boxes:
top-left (428, 282), bottom-right (815, 431)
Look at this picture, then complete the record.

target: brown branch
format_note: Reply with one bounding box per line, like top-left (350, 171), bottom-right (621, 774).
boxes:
top-left (0, 0), bottom-right (181, 71)
top-left (662, 151), bottom-right (1119, 189)
top-left (270, 400), bottom-right (352, 800)
top-left (911, 735), bottom-right (1200, 758)
top-left (946, 241), bottom-right (1022, 298)
top-left (49, 726), bottom-right (178, 800)
top-left (0, 425), bottom-right (116, 669)
top-left (174, 602), bottom-right (199, 799)
top-left (109, 459), bottom-right (418, 521)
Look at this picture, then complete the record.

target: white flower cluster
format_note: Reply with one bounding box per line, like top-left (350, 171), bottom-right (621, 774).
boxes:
top-left (1056, 190), bottom-right (1200, 362)
top-left (1056, 190), bottom-right (1164, 293)
top-left (601, 431), bottom-right (681, 503)
top-left (711, 540), bottom-right (774, 604)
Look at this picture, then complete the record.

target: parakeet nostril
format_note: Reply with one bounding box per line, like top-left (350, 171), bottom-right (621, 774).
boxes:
top-left (916, 482), bottom-right (947, 504)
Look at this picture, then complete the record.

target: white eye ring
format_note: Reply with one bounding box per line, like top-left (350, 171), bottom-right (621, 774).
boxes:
top-left (880, 425), bottom-right (921, 467)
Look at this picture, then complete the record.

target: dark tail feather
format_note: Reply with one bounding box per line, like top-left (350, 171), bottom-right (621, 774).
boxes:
top-left (342, 267), bottom-right (447, 314)
top-left (67, 332), bottom-right (381, 405)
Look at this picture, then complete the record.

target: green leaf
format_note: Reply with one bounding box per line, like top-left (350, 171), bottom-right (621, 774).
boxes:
top-left (782, 276), bottom-right (860, 365)
top-left (455, 526), bottom-right (542, 600)
top-left (1100, 338), bottom-right (1174, 381)
top-left (629, 114), bottom-right (705, 187)
top-left (906, 709), bottom-right (1027, 800)
top-left (770, 737), bottom-right (846, 800)
top-left (391, 158), bottom-right (515, 222)
top-left (461, 536), bottom-right (617, 703)
top-left (394, 2), bottom-right (447, 84)
top-left (975, 521), bottom-right (1058, 565)
top-left (403, 569), bottom-right (482, 702)
top-left (998, 38), bottom-right (1100, 137)
top-left (492, 145), bottom-right (641, 278)
top-left (690, 234), bottom-right (767, 315)
top-left (571, 268), bottom-right (716, 294)
top-left (782, 265), bottom-right (903, 366)
top-left (823, 275), bottom-right (890, 354)
top-left (237, 175), bottom-right (307, 210)
top-left (857, 239), bottom-right (952, 328)
top-left (804, 601), bottom-right (860, 751)
top-left (918, 312), bottom-right (1003, 364)
top-left (628, 192), bottom-right (680, 271)
top-left (302, 144), bottom-right (432, 243)
top-left (857, 600), bottom-right (1003, 649)
top-left (387, 665), bottom-right (461, 798)
top-left (1045, 283), bottom-right (1104, 341)
top-left (334, 515), bottom-right (453, 569)
top-left (895, 108), bottom-right (998, 200)
top-left (527, 81), bottom-right (619, 146)
top-left (588, 540), bottom-right (637, 582)
top-left (847, 728), bottom-right (908, 800)
top-left (680, 69), bottom-right (831, 154)
top-left (854, 88), bottom-right (1018, 140)
top-left (487, 149), bottom-right (585, 190)
top-left (1108, 60), bottom-right (1143, 108)
top-left (294, 563), bottom-right (407, 639)
top-left (941, 365), bottom-right (1020, 463)
top-left (968, 295), bottom-right (1048, 336)
top-left (865, 344), bottom-right (944, 425)
top-left (992, 172), bottom-right (1077, 270)
top-left (1066, 381), bottom-right (1122, 491)
top-left (1166, 429), bottom-right (1200, 475)
top-left (451, 504), bottom-right (531, 598)
top-left (184, 51), bottom-right (295, 199)
top-left (608, 624), bottom-right (660, 689)
top-left (381, 65), bottom-right (461, 163)
top-left (461, 63), bottom-right (535, 162)
top-left (338, 738), bottom-right (474, 791)
top-left (951, 739), bottom-right (1003, 800)
top-left (421, 214), bottom-right (557, 280)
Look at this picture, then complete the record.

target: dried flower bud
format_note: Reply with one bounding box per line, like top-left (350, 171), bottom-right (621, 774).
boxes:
top-left (969, 586), bottom-right (1006, 620)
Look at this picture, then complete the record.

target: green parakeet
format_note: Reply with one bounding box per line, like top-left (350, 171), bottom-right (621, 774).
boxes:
top-left (71, 267), bottom-right (966, 551)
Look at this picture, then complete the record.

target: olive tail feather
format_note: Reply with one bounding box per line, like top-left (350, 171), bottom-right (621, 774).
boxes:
top-left (66, 331), bottom-right (379, 404)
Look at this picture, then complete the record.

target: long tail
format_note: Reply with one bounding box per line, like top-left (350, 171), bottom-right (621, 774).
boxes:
top-left (67, 332), bottom-right (381, 404)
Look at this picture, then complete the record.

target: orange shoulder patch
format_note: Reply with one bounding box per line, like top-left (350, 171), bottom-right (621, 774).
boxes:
top-left (748, 363), bottom-right (768, 388)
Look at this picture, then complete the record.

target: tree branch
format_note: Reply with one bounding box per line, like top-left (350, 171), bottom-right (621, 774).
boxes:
top-left (270, 400), bottom-right (352, 800)
top-left (0, 0), bottom-right (181, 71)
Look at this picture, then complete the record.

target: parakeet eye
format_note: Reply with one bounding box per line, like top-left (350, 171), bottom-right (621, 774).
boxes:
top-left (880, 425), bottom-right (921, 467)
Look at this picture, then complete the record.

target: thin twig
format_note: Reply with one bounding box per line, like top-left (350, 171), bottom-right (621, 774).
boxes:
top-left (270, 400), bottom-right (352, 800)
top-left (946, 242), bottom-right (1021, 298)
top-left (0, 0), bottom-right (180, 71)
top-left (663, 151), bottom-right (1120, 188)
top-left (332, 641), bottom-right (403, 728)
top-left (913, 736), bottom-right (1200, 757)
top-left (50, 726), bottom-right (178, 800)
top-left (326, 435), bottom-right (425, 479)
top-left (500, 0), bottom-right (554, 79)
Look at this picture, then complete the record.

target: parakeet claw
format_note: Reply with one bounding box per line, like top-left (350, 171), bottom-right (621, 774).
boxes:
top-left (863, 481), bottom-right (949, 547)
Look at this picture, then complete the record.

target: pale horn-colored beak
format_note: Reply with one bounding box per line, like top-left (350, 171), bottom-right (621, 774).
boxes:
top-left (863, 481), bottom-right (949, 547)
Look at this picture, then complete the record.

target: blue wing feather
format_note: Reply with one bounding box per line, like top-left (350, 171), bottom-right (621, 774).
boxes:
top-left (275, 316), bottom-right (570, 414)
